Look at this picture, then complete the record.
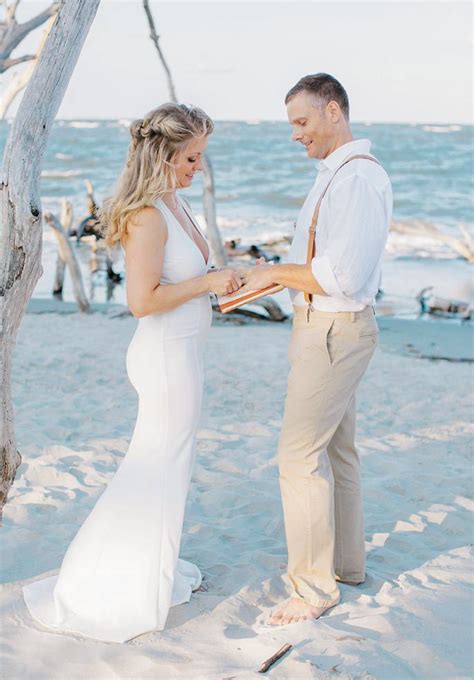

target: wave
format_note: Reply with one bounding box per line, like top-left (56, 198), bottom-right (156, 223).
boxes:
top-left (55, 153), bottom-right (73, 160)
top-left (66, 121), bottom-right (101, 129)
top-left (422, 124), bottom-right (463, 133)
top-left (41, 169), bottom-right (82, 178)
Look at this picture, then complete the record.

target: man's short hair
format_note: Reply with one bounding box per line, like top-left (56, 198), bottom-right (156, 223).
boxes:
top-left (285, 73), bottom-right (350, 119)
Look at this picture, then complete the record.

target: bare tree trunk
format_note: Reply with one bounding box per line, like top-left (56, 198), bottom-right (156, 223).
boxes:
top-left (201, 154), bottom-right (227, 267)
top-left (52, 198), bottom-right (73, 298)
top-left (142, 0), bottom-right (228, 267)
top-left (45, 210), bottom-right (90, 312)
top-left (0, 0), bottom-right (100, 521)
top-left (0, 13), bottom-right (56, 119)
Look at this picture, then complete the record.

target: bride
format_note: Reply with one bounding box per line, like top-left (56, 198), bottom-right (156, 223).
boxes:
top-left (23, 103), bottom-right (242, 643)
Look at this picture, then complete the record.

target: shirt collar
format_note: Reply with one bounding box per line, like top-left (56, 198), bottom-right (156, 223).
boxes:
top-left (318, 138), bottom-right (372, 172)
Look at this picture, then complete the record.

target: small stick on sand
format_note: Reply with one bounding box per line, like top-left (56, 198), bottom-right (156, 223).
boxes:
top-left (258, 643), bottom-right (292, 673)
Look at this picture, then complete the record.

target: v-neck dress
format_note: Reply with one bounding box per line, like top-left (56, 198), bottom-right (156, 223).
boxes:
top-left (23, 197), bottom-right (212, 643)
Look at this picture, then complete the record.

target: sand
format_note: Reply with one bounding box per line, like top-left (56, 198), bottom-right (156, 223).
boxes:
top-left (0, 306), bottom-right (472, 679)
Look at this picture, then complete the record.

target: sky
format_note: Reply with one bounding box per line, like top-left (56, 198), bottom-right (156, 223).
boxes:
top-left (4, 0), bottom-right (473, 123)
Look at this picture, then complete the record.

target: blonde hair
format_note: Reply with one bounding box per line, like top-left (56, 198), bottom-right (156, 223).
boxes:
top-left (101, 103), bottom-right (214, 247)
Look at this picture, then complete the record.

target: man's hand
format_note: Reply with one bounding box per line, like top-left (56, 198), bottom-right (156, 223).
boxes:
top-left (238, 263), bottom-right (276, 293)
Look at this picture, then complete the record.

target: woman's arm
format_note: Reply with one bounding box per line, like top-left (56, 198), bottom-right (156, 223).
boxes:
top-left (123, 207), bottom-right (241, 318)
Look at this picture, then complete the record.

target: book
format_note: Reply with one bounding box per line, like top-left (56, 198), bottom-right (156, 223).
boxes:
top-left (217, 283), bottom-right (284, 314)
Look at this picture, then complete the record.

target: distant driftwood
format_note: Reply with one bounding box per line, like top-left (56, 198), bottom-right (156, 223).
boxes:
top-left (417, 287), bottom-right (472, 320)
top-left (0, 0), bottom-right (100, 520)
top-left (45, 206), bottom-right (90, 313)
top-left (52, 199), bottom-right (73, 298)
top-left (391, 220), bottom-right (474, 263)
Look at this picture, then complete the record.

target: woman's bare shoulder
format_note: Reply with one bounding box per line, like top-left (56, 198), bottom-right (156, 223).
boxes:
top-left (122, 206), bottom-right (168, 248)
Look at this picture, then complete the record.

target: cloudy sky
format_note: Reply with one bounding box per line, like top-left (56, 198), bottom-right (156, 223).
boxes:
top-left (6, 1), bottom-right (473, 123)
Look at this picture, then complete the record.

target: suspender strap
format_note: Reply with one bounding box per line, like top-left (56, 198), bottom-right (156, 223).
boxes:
top-left (304, 153), bottom-right (382, 305)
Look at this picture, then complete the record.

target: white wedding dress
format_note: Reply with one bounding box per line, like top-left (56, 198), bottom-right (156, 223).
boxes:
top-left (23, 196), bottom-right (212, 643)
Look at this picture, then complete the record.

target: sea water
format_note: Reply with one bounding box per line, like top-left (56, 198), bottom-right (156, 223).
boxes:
top-left (1, 120), bottom-right (472, 313)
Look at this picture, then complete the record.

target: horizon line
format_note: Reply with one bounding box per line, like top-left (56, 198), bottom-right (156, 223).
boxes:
top-left (1, 118), bottom-right (472, 127)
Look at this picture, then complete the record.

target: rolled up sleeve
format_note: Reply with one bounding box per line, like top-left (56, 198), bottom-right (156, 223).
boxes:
top-left (311, 173), bottom-right (388, 298)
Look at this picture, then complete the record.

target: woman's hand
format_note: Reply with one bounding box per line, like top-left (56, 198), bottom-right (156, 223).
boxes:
top-left (206, 268), bottom-right (244, 296)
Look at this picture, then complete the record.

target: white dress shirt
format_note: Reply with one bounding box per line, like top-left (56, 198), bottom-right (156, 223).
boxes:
top-left (288, 139), bottom-right (393, 311)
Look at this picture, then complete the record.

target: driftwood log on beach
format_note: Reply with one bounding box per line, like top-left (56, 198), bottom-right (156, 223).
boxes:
top-left (45, 208), bottom-right (90, 313)
top-left (0, 0), bottom-right (100, 520)
top-left (391, 220), bottom-right (474, 262)
top-left (52, 199), bottom-right (73, 298)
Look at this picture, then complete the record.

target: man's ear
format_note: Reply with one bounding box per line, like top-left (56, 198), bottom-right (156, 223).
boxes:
top-left (326, 100), bottom-right (342, 123)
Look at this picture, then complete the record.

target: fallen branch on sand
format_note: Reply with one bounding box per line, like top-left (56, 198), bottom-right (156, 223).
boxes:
top-left (258, 643), bottom-right (292, 673)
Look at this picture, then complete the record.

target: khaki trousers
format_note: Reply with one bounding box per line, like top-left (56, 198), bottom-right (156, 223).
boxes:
top-left (278, 305), bottom-right (378, 607)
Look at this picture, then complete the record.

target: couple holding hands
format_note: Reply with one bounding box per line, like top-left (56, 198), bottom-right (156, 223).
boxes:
top-left (23, 73), bottom-right (392, 643)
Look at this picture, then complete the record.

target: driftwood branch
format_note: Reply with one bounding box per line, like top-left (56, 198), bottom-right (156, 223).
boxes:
top-left (1, 13), bottom-right (56, 119)
top-left (142, 0), bottom-right (177, 103)
top-left (142, 0), bottom-right (228, 267)
top-left (52, 199), bottom-right (73, 297)
top-left (0, 0), bottom-right (59, 74)
top-left (45, 210), bottom-right (90, 312)
top-left (201, 153), bottom-right (227, 267)
top-left (0, 0), bottom-right (100, 520)
top-left (390, 220), bottom-right (474, 263)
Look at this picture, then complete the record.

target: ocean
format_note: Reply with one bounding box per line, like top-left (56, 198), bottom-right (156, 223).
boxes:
top-left (1, 120), bottom-right (472, 313)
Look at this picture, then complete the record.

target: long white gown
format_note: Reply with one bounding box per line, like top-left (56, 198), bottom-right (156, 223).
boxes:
top-left (23, 196), bottom-right (212, 643)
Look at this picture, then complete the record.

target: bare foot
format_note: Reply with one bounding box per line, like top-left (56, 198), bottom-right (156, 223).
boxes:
top-left (268, 597), bottom-right (338, 625)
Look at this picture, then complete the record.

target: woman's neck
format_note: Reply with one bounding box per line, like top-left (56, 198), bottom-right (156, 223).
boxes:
top-left (162, 191), bottom-right (178, 210)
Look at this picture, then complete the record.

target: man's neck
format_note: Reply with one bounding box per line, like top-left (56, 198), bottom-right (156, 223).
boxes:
top-left (324, 130), bottom-right (354, 159)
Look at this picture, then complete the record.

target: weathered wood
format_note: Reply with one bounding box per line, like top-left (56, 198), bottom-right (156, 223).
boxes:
top-left (212, 296), bottom-right (287, 322)
top-left (391, 220), bottom-right (474, 262)
top-left (46, 210), bottom-right (90, 312)
top-left (0, 0), bottom-right (100, 520)
top-left (142, 0), bottom-right (177, 103)
top-left (142, 0), bottom-right (228, 268)
top-left (49, 199), bottom-right (91, 308)
top-left (417, 286), bottom-right (472, 319)
top-left (0, 12), bottom-right (56, 119)
top-left (258, 643), bottom-right (292, 673)
top-left (52, 199), bottom-right (73, 298)
top-left (0, 0), bottom-right (59, 74)
top-left (201, 152), bottom-right (227, 267)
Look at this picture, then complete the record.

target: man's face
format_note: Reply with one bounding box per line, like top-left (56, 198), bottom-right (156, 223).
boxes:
top-left (286, 90), bottom-right (334, 160)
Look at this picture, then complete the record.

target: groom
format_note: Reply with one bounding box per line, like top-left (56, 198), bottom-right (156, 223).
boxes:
top-left (239, 73), bottom-right (392, 624)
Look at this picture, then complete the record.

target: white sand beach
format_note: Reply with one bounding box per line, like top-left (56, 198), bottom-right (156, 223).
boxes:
top-left (1, 307), bottom-right (473, 679)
